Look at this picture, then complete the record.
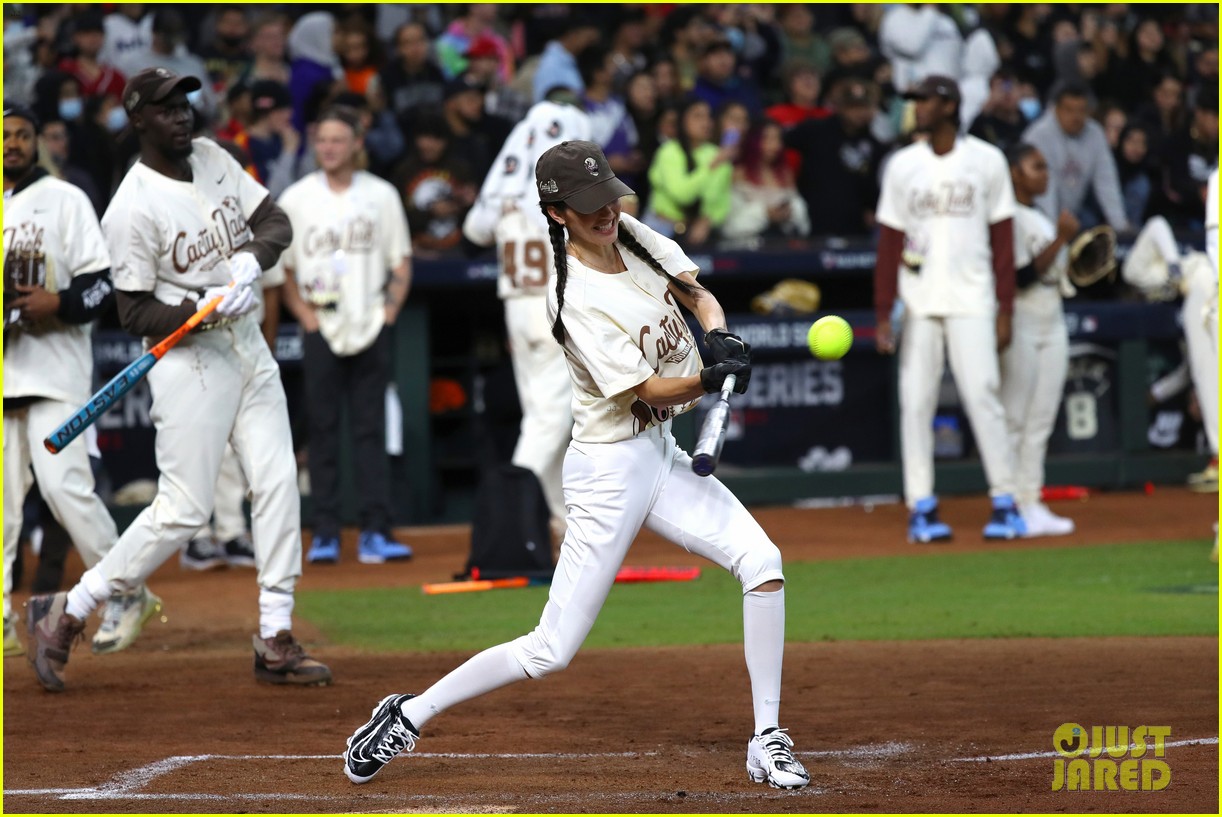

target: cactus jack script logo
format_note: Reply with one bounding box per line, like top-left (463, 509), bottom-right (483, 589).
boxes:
top-left (1051, 723), bottom-right (1171, 791)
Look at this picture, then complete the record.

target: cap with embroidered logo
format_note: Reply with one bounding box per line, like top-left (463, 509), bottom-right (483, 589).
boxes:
top-left (122, 67), bottom-right (203, 114)
top-left (534, 140), bottom-right (634, 214)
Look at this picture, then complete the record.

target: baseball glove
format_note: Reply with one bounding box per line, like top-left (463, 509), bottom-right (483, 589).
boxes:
top-left (1067, 225), bottom-right (1117, 288)
top-left (750, 279), bottom-right (821, 317)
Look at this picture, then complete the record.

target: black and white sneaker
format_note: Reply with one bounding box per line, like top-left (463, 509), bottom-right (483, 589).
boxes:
top-left (746, 728), bottom-right (810, 789)
top-left (222, 534), bottom-right (257, 568)
top-left (344, 693), bottom-right (419, 784)
top-left (180, 537), bottom-right (226, 571)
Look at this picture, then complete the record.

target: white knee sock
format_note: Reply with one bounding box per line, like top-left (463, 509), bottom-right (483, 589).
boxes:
top-left (258, 587), bottom-right (294, 639)
top-left (743, 587), bottom-right (785, 735)
top-left (66, 567), bottom-right (111, 620)
top-left (400, 643), bottom-right (528, 731)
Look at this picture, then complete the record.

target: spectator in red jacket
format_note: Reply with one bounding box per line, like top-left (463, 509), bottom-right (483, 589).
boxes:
top-left (58, 12), bottom-right (125, 100)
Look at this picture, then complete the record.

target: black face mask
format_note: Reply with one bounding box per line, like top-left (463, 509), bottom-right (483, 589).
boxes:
top-left (218, 34), bottom-right (245, 49)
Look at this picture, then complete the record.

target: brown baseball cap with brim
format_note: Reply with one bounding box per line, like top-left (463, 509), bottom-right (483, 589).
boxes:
top-left (903, 75), bottom-right (961, 103)
top-left (535, 140), bottom-right (635, 214)
top-left (122, 67), bottom-right (203, 113)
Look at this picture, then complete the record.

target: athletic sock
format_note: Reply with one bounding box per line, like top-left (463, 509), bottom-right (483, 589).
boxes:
top-left (743, 587), bottom-right (785, 735)
top-left (66, 567), bottom-right (111, 620)
top-left (258, 587), bottom-right (294, 639)
top-left (401, 642), bottom-right (528, 730)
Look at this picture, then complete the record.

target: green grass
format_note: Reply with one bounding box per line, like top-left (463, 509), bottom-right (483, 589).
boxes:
top-left (295, 541), bottom-right (1219, 653)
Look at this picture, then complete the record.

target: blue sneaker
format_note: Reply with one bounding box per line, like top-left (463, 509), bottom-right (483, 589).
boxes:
top-left (983, 494), bottom-right (1027, 540)
top-left (307, 535), bottom-right (340, 564)
top-left (908, 496), bottom-right (953, 544)
top-left (358, 531), bottom-right (413, 564)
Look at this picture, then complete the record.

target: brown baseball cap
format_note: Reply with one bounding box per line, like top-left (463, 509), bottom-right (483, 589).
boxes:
top-left (535, 141), bottom-right (635, 213)
top-left (122, 67), bottom-right (203, 113)
top-left (903, 75), bottom-right (961, 103)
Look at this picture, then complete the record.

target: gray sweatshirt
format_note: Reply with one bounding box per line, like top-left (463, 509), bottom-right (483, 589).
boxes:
top-left (1022, 111), bottom-right (1130, 231)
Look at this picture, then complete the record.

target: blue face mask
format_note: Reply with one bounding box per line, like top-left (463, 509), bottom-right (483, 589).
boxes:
top-left (1018, 98), bottom-right (1041, 121)
top-left (106, 105), bottom-right (128, 132)
top-left (58, 97), bottom-right (83, 121)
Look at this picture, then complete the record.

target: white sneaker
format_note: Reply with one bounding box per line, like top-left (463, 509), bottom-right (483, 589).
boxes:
top-left (92, 586), bottom-right (162, 655)
top-left (746, 728), bottom-right (810, 789)
top-left (1021, 503), bottom-right (1075, 538)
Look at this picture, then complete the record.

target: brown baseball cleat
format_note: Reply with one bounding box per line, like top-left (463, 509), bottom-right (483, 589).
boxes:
top-left (253, 630), bottom-right (333, 686)
top-left (26, 593), bottom-right (86, 692)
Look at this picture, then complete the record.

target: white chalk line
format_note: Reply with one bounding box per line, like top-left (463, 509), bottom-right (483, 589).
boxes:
top-left (951, 736), bottom-right (1218, 762)
top-left (5, 745), bottom-right (905, 801)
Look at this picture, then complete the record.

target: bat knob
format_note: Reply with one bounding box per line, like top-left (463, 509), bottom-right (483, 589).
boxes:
top-left (691, 455), bottom-right (715, 477)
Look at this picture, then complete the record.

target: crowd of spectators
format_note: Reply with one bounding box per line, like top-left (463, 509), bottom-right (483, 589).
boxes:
top-left (5, 3), bottom-right (1218, 254)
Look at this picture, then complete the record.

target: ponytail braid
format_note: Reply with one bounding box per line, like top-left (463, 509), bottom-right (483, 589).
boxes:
top-left (616, 220), bottom-right (707, 301)
top-left (541, 201), bottom-right (570, 344)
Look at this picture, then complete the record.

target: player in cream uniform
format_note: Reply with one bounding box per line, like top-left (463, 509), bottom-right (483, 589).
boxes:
top-left (463, 93), bottom-right (592, 527)
top-left (1121, 168), bottom-right (1219, 503)
top-left (344, 143), bottom-right (810, 792)
top-left (999, 144), bottom-right (1078, 537)
top-left (24, 69), bottom-right (330, 691)
top-left (2, 105), bottom-right (156, 658)
top-left (873, 76), bottom-right (1024, 543)
top-left (278, 106), bottom-right (413, 565)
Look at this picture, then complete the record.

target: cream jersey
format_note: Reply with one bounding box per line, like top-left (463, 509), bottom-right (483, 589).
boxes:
top-left (547, 213), bottom-right (703, 443)
top-left (104, 138), bottom-right (269, 312)
top-left (4, 174), bottom-right (110, 404)
top-left (463, 100), bottom-right (592, 301)
top-left (1012, 203), bottom-right (1071, 326)
top-left (278, 170), bottom-right (411, 357)
top-left (876, 134), bottom-right (1015, 318)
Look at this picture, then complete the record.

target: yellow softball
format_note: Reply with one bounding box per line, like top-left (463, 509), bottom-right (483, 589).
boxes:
top-left (807, 316), bottom-right (853, 360)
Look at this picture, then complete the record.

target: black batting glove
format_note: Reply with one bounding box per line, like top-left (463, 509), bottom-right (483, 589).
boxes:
top-left (700, 360), bottom-right (751, 394)
top-left (704, 328), bottom-right (751, 364)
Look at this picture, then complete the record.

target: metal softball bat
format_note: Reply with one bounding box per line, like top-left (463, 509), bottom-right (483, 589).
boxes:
top-left (691, 374), bottom-right (736, 477)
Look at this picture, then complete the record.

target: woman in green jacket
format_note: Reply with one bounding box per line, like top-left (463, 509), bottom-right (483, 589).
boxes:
top-left (644, 97), bottom-right (736, 245)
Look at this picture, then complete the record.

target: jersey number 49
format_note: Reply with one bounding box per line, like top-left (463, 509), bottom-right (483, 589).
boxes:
top-left (502, 239), bottom-right (549, 290)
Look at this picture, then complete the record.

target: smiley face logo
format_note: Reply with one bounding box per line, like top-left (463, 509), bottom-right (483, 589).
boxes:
top-left (1053, 723), bottom-right (1086, 758)
top-left (584, 156), bottom-right (599, 176)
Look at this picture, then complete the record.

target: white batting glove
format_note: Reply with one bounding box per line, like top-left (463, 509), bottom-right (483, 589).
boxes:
top-left (227, 251), bottom-right (262, 288)
top-left (201, 283), bottom-right (257, 320)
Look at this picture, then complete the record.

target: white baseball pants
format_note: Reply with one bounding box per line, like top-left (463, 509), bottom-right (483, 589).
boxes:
top-left (510, 421), bottom-right (785, 677)
top-left (92, 314), bottom-right (300, 594)
top-left (1000, 288), bottom-right (1069, 508)
top-left (505, 296), bottom-right (572, 521)
top-left (193, 443), bottom-right (250, 543)
top-left (1182, 254), bottom-right (1219, 454)
top-left (899, 313), bottom-right (1017, 507)
top-left (4, 402), bottom-right (117, 619)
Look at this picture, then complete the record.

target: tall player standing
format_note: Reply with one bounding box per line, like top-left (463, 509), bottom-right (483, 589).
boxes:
top-left (999, 143), bottom-right (1078, 537)
top-left (873, 76), bottom-right (1025, 543)
top-left (24, 68), bottom-right (331, 691)
top-left (2, 105), bottom-right (158, 658)
top-left (462, 89), bottom-right (593, 531)
top-left (342, 142), bottom-right (810, 791)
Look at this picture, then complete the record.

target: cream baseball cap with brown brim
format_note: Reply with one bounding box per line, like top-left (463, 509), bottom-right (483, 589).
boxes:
top-left (535, 140), bottom-right (635, 214)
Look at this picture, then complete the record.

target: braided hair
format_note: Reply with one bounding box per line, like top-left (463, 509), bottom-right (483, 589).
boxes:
top-left (541, 202), bottom-right (706, 345)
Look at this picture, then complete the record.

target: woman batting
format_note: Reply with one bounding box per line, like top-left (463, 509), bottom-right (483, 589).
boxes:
top-left (343, 141), bottom-right (810, 790)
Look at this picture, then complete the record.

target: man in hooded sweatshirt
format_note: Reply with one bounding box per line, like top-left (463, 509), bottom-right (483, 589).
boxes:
top-left (1021, 81), bottom-right (1131, 232)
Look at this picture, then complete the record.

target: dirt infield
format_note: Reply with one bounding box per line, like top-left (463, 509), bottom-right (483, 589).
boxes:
top-left (3, 488), bottom-right (1218, 813)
